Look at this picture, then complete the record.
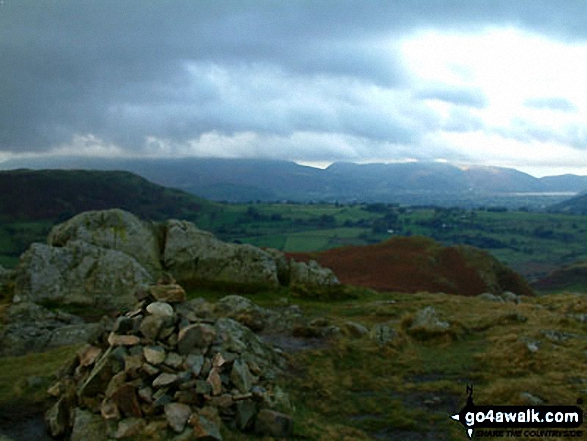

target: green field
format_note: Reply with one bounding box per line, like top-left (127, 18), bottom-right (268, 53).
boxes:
top-left (1, 202), bottom-right (587, 284)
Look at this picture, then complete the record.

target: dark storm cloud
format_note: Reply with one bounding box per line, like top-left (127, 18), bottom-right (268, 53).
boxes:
top-left (524, 97), bottom-right (578, 112)
top-left (1, 0), bottom-right (587, 155)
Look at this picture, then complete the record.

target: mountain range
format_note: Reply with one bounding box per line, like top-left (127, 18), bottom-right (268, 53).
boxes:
top-left (1, 156), bottom-right (586, 207)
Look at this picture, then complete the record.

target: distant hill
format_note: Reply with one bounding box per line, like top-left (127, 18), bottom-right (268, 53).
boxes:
top-left (540, 174), bottom-right (587, 192)
top-left (288, 236), bottom-right (534, 297)
top-left (548, 193), bottom-right (587, 214)
top-left (531, 261), bottom-right (587, 293)
top-left (1, 156), bottom-right (585, 207)
top-left (0, 169), bottom-right (214, 222)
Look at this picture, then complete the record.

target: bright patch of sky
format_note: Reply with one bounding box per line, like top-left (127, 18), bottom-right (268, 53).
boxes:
top-left (399, 27), bottom-right (587, 175)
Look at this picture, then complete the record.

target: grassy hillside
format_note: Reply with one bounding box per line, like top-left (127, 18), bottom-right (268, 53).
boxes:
top-left (0, 169), bottom-right (215, 221)
top-left (0, 169), bottom-right (218, 267)
top-left (550, 193), bottom-right (587, 214)
top-left (1, 288), bottom-right (585, 440)
top-left (531, 261), bottom-right (587, 293)
top-left (209, 203), bottom-right (587, 285)
top-left (288, 236), bottom-right (534, 297)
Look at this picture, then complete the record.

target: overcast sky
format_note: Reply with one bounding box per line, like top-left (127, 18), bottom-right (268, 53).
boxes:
top-left (2, 0), bottom-right (587, 176)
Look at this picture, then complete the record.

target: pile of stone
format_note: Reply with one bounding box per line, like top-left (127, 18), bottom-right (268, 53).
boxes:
top-left (45, 283), bottom-right (293, 441)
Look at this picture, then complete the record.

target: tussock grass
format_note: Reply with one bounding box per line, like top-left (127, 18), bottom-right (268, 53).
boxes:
top-left (0, 344), bottom-right (81, 411)
top-left (0, 287), bottom-right (584, 440)
top-left (277, 290), bottom-right (587, 440)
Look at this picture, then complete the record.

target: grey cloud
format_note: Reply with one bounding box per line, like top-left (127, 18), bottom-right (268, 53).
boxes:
top-left (494, 119), bottom-right (587, 149)
top-left (524, 97), bottom-right (577, 112)
top-left (2, 0), bottom-right (587, 155)
top-left (415, 88), bottom-right (488, 108)
top-left (443, 109), bottom-right (485, 133)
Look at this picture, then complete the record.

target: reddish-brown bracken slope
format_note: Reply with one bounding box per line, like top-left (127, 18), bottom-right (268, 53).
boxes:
top-left (288, 236), bottom-right (534, 297)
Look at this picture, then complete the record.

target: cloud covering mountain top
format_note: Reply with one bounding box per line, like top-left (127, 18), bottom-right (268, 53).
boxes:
top-left (2, 1), bottom-right (587, 176)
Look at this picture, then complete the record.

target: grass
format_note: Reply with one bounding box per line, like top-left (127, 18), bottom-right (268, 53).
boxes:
top-left (274, 290), bottom-right (587, 440)
top-left (0, 287), bottom-right (585, 440)
top-left (0, 344), bottom-right (82, 411)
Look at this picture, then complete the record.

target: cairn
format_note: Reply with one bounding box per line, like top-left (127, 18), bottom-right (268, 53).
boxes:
top-left (45, 281), bottom-right (293, 440)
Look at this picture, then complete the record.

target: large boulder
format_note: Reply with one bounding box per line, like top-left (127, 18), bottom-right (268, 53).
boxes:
top-left (13, 240), bottom-right (152, 311)
top-left (289, 259), bottom-right (340, 289)
top-left (47, 209), bottom-right (162, 277)
top-left (163, 220), bottom-right (279, 290)
top-left (0, 302), bottom-right (103, 356)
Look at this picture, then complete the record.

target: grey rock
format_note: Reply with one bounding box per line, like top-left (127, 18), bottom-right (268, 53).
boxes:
top-left (519, 337), bottom-right (541, 352)
top-left (263, 248), bottom-right (291, 285)
top-left (207, 367), bottom-right (223, 396)
top-left (344, 321), bottom-right (369, 338)
top-left (107, 333), bottom-right (141, 347)
top-left (0, 302), bottom-right (102, 356)
top-left (502, 291), bottom-right (521, 303)
top-left (49, 323), bottom-right (103, 348)
top-left (146, 301), bottom-right (174, 317)
top-left (139, 315), bottom-right (165, 340)
top-left (112, 417), bottom-right (146, 439)
top-left (254, 409), bottom-right (294, 438)
top-left (370, 322), bottom-right (398, 345)
top-left (569, 313), bottom-right (587, 324)
top-left (520, 392), bottom-right (545, 405)
top-left (231, 359), bottom-right (255, 393)
top-left (138, 386), bottom-right (153, 404)
top-left (13, 241), bottom-right (152, 311)
top-left (540, 329), bottom-right (582, 343)
top-left (177, 323), bottom-right (216, 354)
top-left (46, 396), bottom-right (70, 438)
top-left (165, 352), bottom-right (184, 369)
top-left (143, 346), bottom-right (167, 365)
top-left (70, 409), bottom-right (108, 441)
top-left (111, 383), bottom-right (142, 418)
top-left (153, 373), bottom-right (178, 388)
top-left (214, 295), bottom-right (274, 331)
top-left (149, 284), bottom-right (187, 303)
top-left (163, 219), bottom-right (279, 289)
top-left (47, 208), bottom-right (162, 277)
top-left (236, 399), bottom-right (257, 430)
top-left (186, 354), bottom-right (205, 376)
top-left (478, 292), bottom-right (505, 302)
top-left (408, 306), bottom-right (450, 338)
top-left (289, 259), bottom-right (340, 288)
top-left (191, 414), bottom-right (223, 441)
top-left (141, 363), bottom-right (160, 377)
top-left (78, 347), bottom-right (115, 398)
top-left (165, 402), bottom-right (192, 433)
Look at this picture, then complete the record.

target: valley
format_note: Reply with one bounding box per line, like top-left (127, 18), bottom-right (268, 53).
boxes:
top-left (0, 170), bottom-right (586, 441)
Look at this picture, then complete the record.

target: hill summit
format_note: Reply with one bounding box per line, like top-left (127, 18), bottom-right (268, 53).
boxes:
top-left (289, 236), bottom-right (534, 297)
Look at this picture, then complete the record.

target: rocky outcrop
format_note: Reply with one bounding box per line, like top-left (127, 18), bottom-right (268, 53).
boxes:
top-left (9, 210), bottom-right (340, 316)
top-left (13, 241), bottom-right (152, 310)
top-left (47, 209), bottom-right (162, 277)
top-left (163, 220), bottom-right (280, 290)
top-left (0, 302), bottom-right (103, 356)
top-left (289, 259), bottom-right (340, 289)
top-left (408, 306), bottom-right (450, 337)
top-left (45, 290), bottom-right (292, 440)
